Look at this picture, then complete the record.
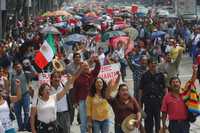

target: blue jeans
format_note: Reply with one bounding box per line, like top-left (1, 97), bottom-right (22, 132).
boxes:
top-left (169, 120), bottom-right (190, 133)
top-left (93, 119), bottom-right (109, 133)
top-left (14, 92), bottom-right (30, 130)
top-left (115, 124), bottom-right (124, 133)
top-left (79, 100), bottom-right (87, 133)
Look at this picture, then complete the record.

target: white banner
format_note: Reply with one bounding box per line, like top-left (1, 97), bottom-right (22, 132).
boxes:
top-left (38, 73), bottom-right (50, 86)
top-left (98, 63), bottom-right (120, 82)
top-left (177, 0), bottom-right (196, 15)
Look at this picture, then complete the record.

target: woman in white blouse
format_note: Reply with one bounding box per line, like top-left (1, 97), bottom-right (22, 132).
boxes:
top-left (0, 79), bottom-right (21, 133)
top-left (30, 75), bottom-right (73, 133)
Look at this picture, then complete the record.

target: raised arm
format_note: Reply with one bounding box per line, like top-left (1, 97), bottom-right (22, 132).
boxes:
top-left (10, 79), bottom-right (21, 103)
top-left (127, 55), bottom-right (141, 70)
top-left (91, 55), bottom-right (101, 77)
top-left (190, 64), bottom-right (198, 83)
top-left (56, 74), bottom-right (73, 101)
top-left (184, 64), bottom-right (198, 90)
top-left (105, 72), bottom-right (121, 99)
top-left (126, 55), bottom-right (135, 72)
top-left (4, 77), bottom-right (10, 92)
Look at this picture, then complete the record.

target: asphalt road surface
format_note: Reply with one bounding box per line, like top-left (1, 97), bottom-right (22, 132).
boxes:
top-left (16, 54), bottom-right (200, 133)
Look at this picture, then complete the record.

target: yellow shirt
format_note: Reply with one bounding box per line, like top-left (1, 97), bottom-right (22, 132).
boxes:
top-left (86, 95), bottom-right (110, 121)
top-left (170, 46), bottom-right (184, 60)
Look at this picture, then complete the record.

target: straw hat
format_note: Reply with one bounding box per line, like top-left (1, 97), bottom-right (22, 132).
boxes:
top-left (121, 114), bottom-right (137, 133)
top-left (52, 58), bottom-right (64, 72)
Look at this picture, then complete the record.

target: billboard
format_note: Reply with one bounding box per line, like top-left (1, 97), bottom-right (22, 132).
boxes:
top-left (0, 0), bottom-right (6, 10)
top-left (176, 0), bottom-right (196, 15)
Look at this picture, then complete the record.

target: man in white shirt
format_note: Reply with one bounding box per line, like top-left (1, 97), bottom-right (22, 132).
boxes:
top-left (50, 72), bottom-right (71, 133)
top-left (98, 47), bottom-right (105, 66)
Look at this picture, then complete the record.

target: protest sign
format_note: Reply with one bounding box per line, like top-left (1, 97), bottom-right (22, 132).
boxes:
top-left (38, 73), bottom-right (50, 86)
top-left (98, 63), bottom-right (121, 82)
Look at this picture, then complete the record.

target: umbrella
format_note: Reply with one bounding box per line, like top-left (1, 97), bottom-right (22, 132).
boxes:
top-left (40, 26), bottom-right (61, 35)
top-left (74, 15), bottom-right (83, 20)
top-left (53, 22), bottom-right (67, 28)
top-left (109, 36), bottom-right (129, 48)
top-left (136, 12), bottom-right (146, 17)
top-left (85, 12), bottom-right (98, 18)
top-left (113, 23), bottom-right (128, 30)
top-left (83, 23), bottom-right (101, 31)
top-left (123, 27), bottom-right (138, 40)
top-left (85, 28), bottom-right (99, 36)
top-left (64, 34), bottom-right (87, 45)
top-left (151, 31), bottom-right (166, 39)
top-left (81, 16), bottom-right (100, 24)
top-left (102, 31), bottom-right (126, 42)
top-left (109, 36), bottom-right (134, 55)
top-left (44, 10), bottom-right (72, 17)
top-left (41, 11), bottom-right (53, 16)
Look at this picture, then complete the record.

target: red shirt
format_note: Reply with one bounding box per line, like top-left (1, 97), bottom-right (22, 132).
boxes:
top-left (109, 96), bottom-right (140, 124)
top-left (161, 92), bottom-right (188, 120)
top-left (73, 61), bottom-right (100, 103)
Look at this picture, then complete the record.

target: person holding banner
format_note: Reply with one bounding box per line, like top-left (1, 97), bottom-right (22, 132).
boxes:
top-left (30, 74), bottom-right (74, 133)
top-left (161, 65), bottom-right (198, 133)
top-left (86, 72), bottom-right (120, 133)
top-left (113, 41), bottom-right (127, 82)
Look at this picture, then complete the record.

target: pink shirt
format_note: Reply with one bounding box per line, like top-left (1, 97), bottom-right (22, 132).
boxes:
top-left (161, 92), bottom-right (188, 120)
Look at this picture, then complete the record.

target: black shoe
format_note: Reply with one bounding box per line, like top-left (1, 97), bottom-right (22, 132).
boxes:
top-left (18, 129), bottom-right (24, 131)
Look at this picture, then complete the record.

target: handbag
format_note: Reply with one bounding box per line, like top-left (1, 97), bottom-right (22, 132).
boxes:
top-left (181, 82), bottom-right (200, 122)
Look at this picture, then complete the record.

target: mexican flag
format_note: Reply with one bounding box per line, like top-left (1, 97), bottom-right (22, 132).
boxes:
top-left (35, 34), bottom-right (56, 69)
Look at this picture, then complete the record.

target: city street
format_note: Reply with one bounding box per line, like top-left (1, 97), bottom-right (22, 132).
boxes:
top-left (0, 1), bottom-right (200, 133)
top-left (16, 54), bottom-right (200, 133)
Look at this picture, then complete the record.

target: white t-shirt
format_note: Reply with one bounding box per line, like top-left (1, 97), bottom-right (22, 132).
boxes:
top-left (98, 53), bottom-right (105, 66)
top-left (36, 95), bottom-right (57, 124)
top-left (32, 85), bottom-right (55, 107)
top-left (0, 101), bottom-right (13, 130)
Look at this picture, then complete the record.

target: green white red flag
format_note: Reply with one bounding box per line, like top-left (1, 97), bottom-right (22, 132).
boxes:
top-left (35, 34), bottom-right (56, 69)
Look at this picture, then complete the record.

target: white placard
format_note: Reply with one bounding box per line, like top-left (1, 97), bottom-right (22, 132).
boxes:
top-left (38, 73), bottom-right (50, 86)
top-left (98, 63), bottom-right (121, 82)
